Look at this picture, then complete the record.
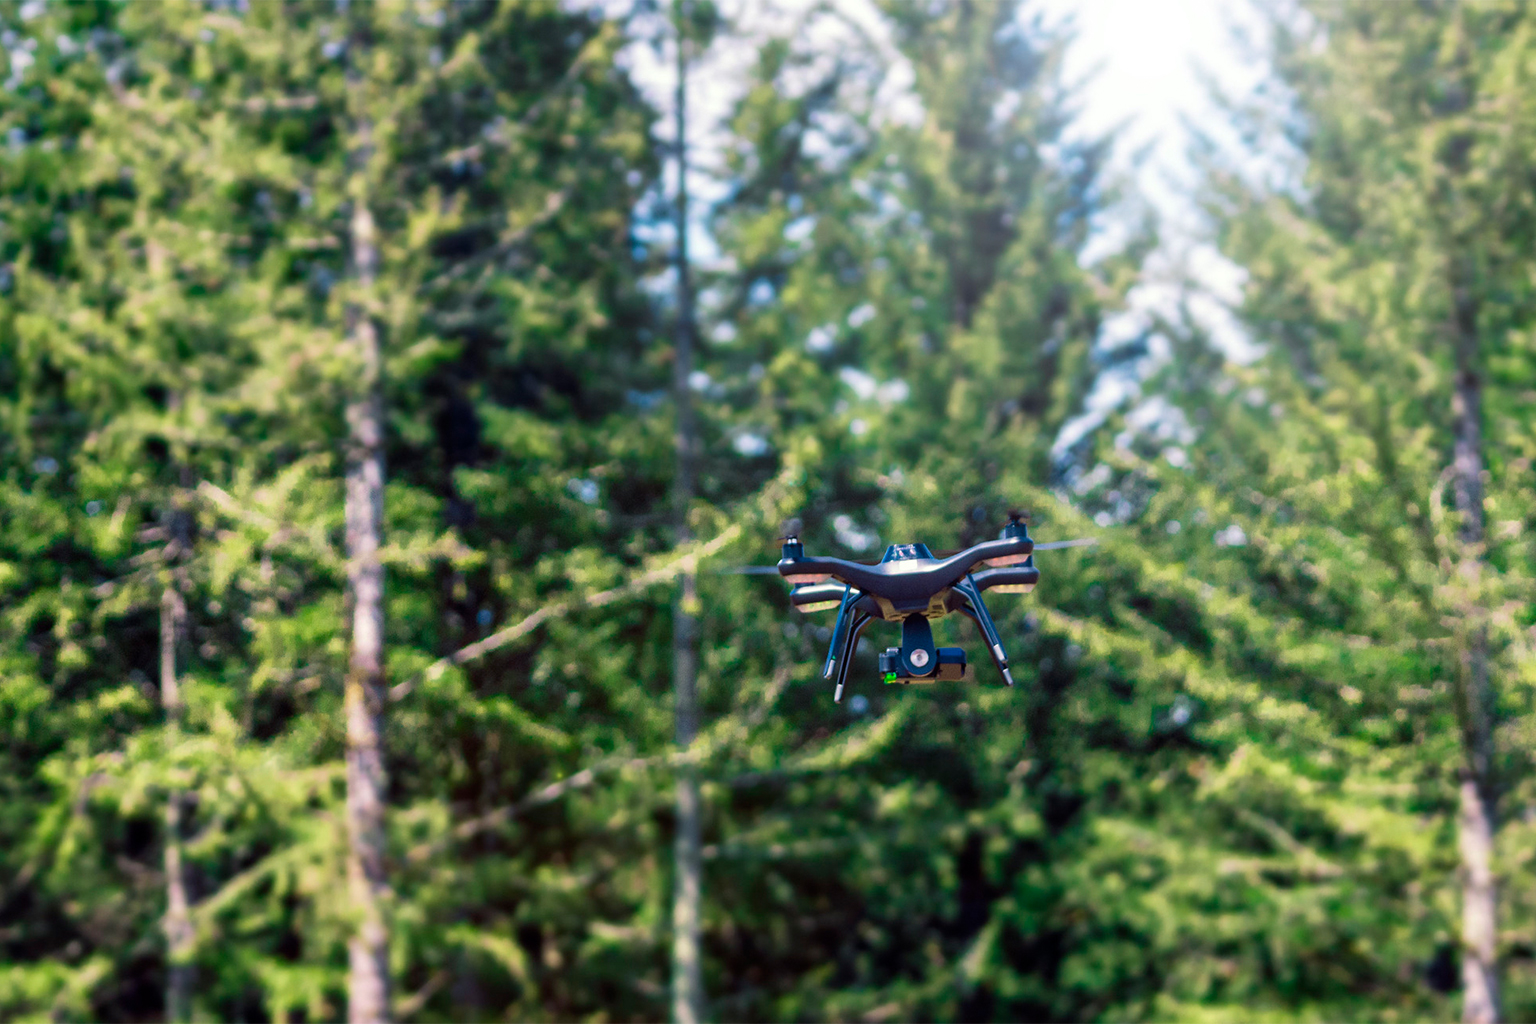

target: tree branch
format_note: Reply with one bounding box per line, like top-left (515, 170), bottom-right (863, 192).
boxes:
top-left (239, 94), bottom-right (321, 113)
top-left (196, 480), bottom-right (342, 567)
top-left (404, 753), bottom-right (670, 865)
top-left (394, 968), bottom-right (451, 1020)
top-left (434, 26), bottom-right (610, 167)
top-left (423, 188), bottom-right (569, 295)
top-left (388, 523), bottom-right (741, 701)
top-left (404, 662), bottom-right (792, 864)
top-left (196, 480), bottom-right (279, 531)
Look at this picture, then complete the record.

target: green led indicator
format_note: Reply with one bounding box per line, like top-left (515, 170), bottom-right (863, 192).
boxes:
top-left (884, 672), bottom-right (899, 684)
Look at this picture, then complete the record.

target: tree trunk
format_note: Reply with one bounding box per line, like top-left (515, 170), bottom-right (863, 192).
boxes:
top-left (161, 580), bottom-right (194, 1024)
top-left (1451, 286), bottom-right (1499, 1024)
top-left (670, 8), bottom-right (704, 1022)
top-left (1461, 771), bottom-right (1498, 1023)
top-left (344, 114), bottom-right (392, 1023)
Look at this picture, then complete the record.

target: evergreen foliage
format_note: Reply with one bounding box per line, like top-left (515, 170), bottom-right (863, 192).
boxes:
top-left (1070, 1), bottom-right (1536, 1019)
top-left (6, 1), bottom-right (1536, 1022)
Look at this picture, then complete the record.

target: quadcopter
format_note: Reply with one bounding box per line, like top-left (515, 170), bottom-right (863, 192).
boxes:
top-left (769, 512), bottom-right (1082, 703)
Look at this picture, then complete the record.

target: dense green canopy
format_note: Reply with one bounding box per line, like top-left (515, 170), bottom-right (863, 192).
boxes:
top-left (4, 1), bottom-right (1536, 1021)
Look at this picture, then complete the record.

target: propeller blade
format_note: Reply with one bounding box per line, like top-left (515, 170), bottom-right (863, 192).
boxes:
top-left (931, 537), bottom-right (1097, 558)
top-left (716, 539), bottom-right (1096, 575)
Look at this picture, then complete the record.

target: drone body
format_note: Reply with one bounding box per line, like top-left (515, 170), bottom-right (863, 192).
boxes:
top-left (778, 514), bottom-right (1040, 702)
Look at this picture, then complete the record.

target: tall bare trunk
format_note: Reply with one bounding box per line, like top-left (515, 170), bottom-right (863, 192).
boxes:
top-left (1461, 773), bottom-right (1498, 1022)
top-left (161, 577), bottom-right (193, 1023)
top-left (670, 9), bottom-right (704, 1022)
top-left (344, 112), bottom-right (391, 1023)
top-left (672, 604), bottom-right (703, 1024)
top-left (1452, 285), bottom-right (1499, 1024)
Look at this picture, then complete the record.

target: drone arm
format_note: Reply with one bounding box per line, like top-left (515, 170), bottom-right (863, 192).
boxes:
top-left (779, 553), bottom-right (893, 592)
top-left (832, 612), bottom-right (874, 703)
top-left (953, 576), bottom-right (1014, 686)
top-left (971, 561), bottom-right (1040, 593)
top-left (941, 535), bottom-right (1035, 578)
top-left (791, 581), bottom-right (849, 612)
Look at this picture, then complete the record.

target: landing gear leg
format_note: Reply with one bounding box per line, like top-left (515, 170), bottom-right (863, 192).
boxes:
top-left (954, 576), bottom-right (1014, 686)
top-left (832, 612), bottom-right (872, 703)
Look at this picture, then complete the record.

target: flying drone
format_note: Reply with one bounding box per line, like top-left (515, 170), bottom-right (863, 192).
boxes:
top-left (767, 512), bottom-right (1088, 703)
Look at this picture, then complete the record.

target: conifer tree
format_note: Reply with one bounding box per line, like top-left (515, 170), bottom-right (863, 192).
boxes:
top-left (25, 0), bottom-right (1536, 1020)
top-left (668, 1), bottom-right (705, 1018)
top-left (160, 513), bottom-right (194, 1024)
top-left (0, 5), bottom-right (272, 1017)
top-left (1083, 2), bottom-right (1536, 1019)
top-left (340, 33), bottom-right (391, 1022)
top-left (2, 1), bottom-right (669, 1018)
top-left (664, 4), bottom-right (1183, 1018)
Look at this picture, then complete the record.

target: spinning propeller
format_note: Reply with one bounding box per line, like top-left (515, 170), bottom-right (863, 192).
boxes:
top-left (717, 535), bottom-right (1096, 574)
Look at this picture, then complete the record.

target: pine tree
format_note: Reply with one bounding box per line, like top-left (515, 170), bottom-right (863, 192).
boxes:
top-left (659, 3), bottom-right (1192, 1019)
top-left (0, 5), bottom-right (276, 1018)
top-left (668, 2), bottom-right (706, 1018)
top-left (21, 0), bottom-right (1536, 1019)
top-left (1073, 1), bottom-right (1536, 1018)
top-left (2, 1), bottom-right (671, 1018)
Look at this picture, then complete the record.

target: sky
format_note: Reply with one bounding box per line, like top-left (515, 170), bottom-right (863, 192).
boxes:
top-left (1039, 0), bottom-right (1268, 238)
top-left (618, 0), bottom-right (1278, 467)
top-left (622, 0), bottom-right (1270, 274)
top-left (1034, 0), bottom-right (1272, 464)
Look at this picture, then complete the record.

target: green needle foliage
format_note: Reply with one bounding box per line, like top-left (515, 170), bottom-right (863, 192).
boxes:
top-left (1070, 1), bottom-right (1536, 1019)
top-left (2, 1), bottom-right (672, 1019)
top-left (9, 0), bottom-right (1536, 1022)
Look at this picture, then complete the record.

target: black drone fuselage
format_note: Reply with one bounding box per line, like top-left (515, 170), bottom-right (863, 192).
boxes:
top-left (778, 519), bottom-right (1040, 702)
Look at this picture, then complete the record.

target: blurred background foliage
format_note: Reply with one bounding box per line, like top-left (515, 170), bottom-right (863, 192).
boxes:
top-left (4, 0), bottom-right (1536, 1021)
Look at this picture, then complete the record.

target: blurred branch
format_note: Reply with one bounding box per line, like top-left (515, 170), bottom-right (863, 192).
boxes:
top-left (394, 968), bottom-right (450, 1020)
top-left (405, 753), bottom-right (669, 864)
top-left (424, 188), bottom-right (568, 295)
top-left (1232, 807), bottom-right (1343, 879)
top-left (196, 480), bottom-right (342, 567)
top-left (405, 662), bottom-right (792, 863)
top-left (434, 26), bottom-right (610, 167)
top-left (197, 481), bottom-right (280, 531)
top-left (239, 94), bottom-right (321, 113)
top-left (389, 524), bottom-right (742, 701)
top-left (701, 836), bottom-right (846, 861)
top-left (286, 234), bottom-right (344, 251)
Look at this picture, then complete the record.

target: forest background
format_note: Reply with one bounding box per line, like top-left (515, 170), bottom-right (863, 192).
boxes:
top-left (7, 1), bottom-right (1536, 1022)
